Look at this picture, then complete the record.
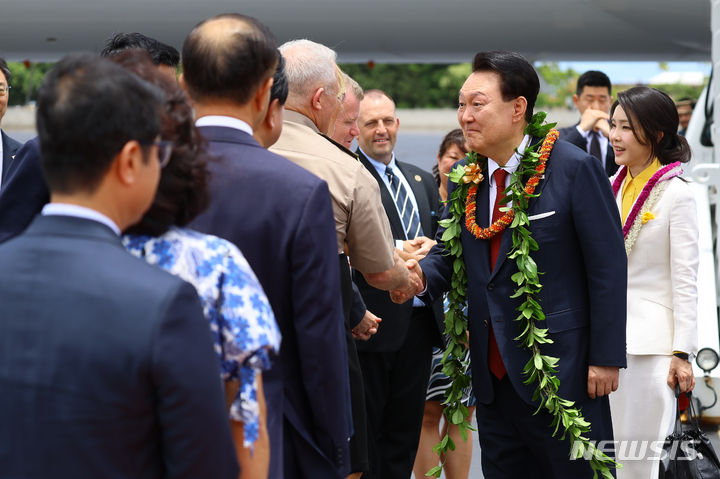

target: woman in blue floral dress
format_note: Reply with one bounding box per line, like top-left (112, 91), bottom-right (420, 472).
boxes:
top-left (113, 51), bottom-right (280, 478)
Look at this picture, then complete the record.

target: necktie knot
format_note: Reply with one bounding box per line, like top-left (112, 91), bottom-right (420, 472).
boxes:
top-left (385, 166), bottom-right (395, 184)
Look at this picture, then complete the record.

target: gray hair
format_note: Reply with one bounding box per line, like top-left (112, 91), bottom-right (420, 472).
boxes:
top-left (344, 73), bottom-right (363, 101)
top-left (279, 39), bottom-right (340, 103)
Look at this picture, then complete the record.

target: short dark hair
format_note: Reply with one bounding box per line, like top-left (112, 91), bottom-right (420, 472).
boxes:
top-left (472, 51), bottom-right (538, 123)
top-left (676, 96), bottom-right (696, 109)
top-left (364, 89), bottom-right (393, 103)
top-left (270, 53), bottom-right (289, 105)
top-left (182, 14), bottom-right (278, 105)
top-left (111, 49), bottom-right (210, 236)
top-left (101, 32), bottom-right (180, 67)
top-left (37, 53), bottom-right (163, 194)
top-left (576, 70), bottom-right (612, 96)
top-left (0, 57), bottom-right (11, 85)
top-left (610, 86), bottom-right (691, 166)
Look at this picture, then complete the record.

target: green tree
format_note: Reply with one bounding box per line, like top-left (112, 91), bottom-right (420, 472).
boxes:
top-left (535, 62), bottom-right (578, 109)
top-left (647, 82), bottom-right (706, 102)
top-left (341, 62), bottom-right (583, 109)
top-left (5, 62), bottom-right (55, 106)
top-left (340, 63), bottom-right (469, 108)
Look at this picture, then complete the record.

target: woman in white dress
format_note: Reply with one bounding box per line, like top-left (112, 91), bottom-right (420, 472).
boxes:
top-left (608, 86), bottom-right (698, 479)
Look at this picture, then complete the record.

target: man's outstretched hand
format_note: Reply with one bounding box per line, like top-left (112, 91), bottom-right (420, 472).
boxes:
top-left (389, 259), bottom-right (424, 304)
top-left (403, 236), bottom-right (437, 259)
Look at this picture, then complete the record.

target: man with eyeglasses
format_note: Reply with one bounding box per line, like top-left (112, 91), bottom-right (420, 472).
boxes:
top-left (0, 53), bottom-right (238, 479)
top-left (0, 57), bottom-right (21, 189)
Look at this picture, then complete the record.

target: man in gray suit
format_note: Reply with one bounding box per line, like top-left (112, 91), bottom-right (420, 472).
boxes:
top-left (0, 54), bottom-right (238, 479)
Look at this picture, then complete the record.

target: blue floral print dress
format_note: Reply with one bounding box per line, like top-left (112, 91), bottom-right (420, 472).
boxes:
top-left (123, 227), bottom-right (281, 446)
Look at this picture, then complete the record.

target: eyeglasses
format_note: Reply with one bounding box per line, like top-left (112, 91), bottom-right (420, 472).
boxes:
top-left (141, 140), bottom-right (174, 168)
top-left (0, 85), bottom-right (10, 96)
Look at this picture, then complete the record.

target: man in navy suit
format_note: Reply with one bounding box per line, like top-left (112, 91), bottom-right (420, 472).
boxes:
top-left (558, 70), bottom-right (618, 177)
top-left (0, 54), bottom-right (238, 478)
top-left (181, 14), bottom-right (351, 479)
top-left (406, 51), bottom-right (627, 478)
top-left (0, 57), bottom-right (21, 188)
top-left (0, 33), bottom-right (180, 243)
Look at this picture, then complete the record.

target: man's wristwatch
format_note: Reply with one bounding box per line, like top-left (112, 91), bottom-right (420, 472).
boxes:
top-left (673, 351), bottom-right (695, 362)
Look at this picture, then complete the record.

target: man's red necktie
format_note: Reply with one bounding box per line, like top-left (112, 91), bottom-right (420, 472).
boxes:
top-left (488, 168), bottom-right (508, 380)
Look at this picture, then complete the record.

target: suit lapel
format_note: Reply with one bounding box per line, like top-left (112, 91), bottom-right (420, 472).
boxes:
top-left (605, 147), bottom-right (616, 176)
top-left (528, 135), bottom-right (553, 202)
top-left (396, 161), bottom-right (432, 234)
top-left (1, 132), bottom-right (11, 181)
top-left (357, 151), bottom-right (406, 240)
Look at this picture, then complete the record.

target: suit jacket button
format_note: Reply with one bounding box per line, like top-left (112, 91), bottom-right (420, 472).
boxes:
top-left (488, 282), bottom-right (494, 291)
top-left (484, 320), bottom-right (489, 327)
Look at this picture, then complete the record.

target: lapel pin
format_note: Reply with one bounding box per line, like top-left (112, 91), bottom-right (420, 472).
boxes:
top-left (414, 175), bottom-right (422, 182)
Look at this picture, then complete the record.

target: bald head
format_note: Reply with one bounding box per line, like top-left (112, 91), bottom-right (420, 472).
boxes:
top-left (363, 89), bottom-right (393, 105)
top-left (182, 14), bottom-right (277, 105)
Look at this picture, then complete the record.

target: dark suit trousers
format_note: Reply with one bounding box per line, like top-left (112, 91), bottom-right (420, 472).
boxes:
top-left (339, 254), bottom-right (369, 473)
top-left (358, 307), bottom-right (436, 479)
top-left (476, 375), bottom-right (615, 479)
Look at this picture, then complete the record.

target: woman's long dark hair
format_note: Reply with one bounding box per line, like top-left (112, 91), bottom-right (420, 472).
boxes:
top-left (611, 86), bottom-right (691, 166)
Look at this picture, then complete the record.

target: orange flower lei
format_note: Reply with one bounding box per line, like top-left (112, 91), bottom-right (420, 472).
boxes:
top-left (464, 129), bottom-right (559, 239)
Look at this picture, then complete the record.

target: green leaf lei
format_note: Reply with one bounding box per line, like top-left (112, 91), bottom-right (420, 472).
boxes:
top-left (428, 112), bottom-right (619, 479)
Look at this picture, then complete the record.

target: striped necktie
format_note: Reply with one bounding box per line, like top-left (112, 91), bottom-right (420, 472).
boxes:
top-left (385, 165), bottom-right (423, 240)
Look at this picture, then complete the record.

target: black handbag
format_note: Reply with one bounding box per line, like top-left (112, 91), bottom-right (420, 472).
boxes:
top-left (659, 387), bottom-right (720, 478)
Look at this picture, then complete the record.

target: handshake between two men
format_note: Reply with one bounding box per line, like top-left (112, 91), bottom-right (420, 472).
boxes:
top-left (389, 235), bottom-right (435, 305)
top-left (350, 235), bottom-right (436, 341)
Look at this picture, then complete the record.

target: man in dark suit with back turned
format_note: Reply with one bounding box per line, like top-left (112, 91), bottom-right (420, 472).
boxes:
top-left (0, 57), bottom-right (21, 188)
top-left (0, 54), bottom-right (238, 478)
top-left (558, 70), bottom-right (618, 177)
top-left (406, 52), bottom-right (627, 478)
top-left (181, 14), bottom-right (351, 479)
top-left (354, 89), bottom-right (443, 479)
top-left (0, 33), bottom-right (180, 243)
